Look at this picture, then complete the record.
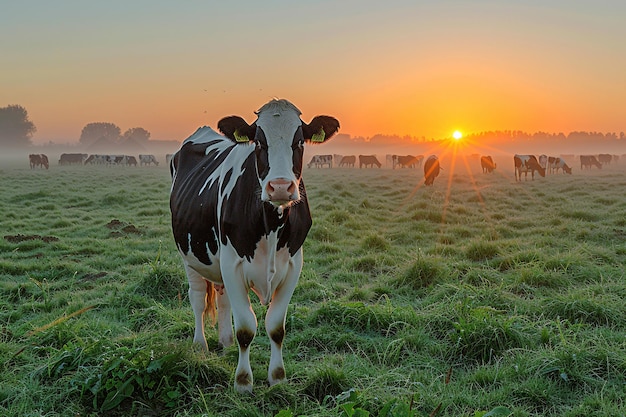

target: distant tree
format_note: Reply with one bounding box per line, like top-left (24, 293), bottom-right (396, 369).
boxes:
top-left (122, 127), bottom-right (151, 143)
top-left (0, 104), bottom-right (36, 148)
top-left (79, 122), bottom-right (121, 145)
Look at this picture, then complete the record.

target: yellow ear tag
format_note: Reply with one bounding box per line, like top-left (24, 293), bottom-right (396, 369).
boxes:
top-left (234, 130), bottom-right (249, 143)
top-left (311, 128), bottom-right (325, 143)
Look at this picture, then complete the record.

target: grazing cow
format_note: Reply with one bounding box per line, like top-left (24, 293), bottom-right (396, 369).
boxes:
top-left (169, 99), bottom-right (339, 393)
top-left (85, 154), bottom-right (108, 165)
top-left (139, 154), bottom-right (159, 166)
top-left (339, 155), bottom-right (356, 167)
top-left (553, 157), bottom-right (572, 174)
top-left (359, 155), bottom-right (381, 168)
top-left (598, 154), bottom-right (612, 165)
top-left (514, 154), bottom-right (546, 181)
top-left (480, 155), bottom-right (496, 173)
top-left (392, 155), bottom-right (421, 169)
top-left (59, 153), bottom-right (87, 165)
top-left (29, 154), bottom-right (41, 169)
top-left (307, 154), bottom-right (333, 168)
top-left (423, 155), bottom-right (441, 186)
top-left (127, 156), bottom-right (138, 166)
top-left (580, 155), bottom-right (602, 170)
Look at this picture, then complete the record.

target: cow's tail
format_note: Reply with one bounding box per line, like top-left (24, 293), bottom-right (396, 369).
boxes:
top-left (204, 281), bottom-right (218, 325)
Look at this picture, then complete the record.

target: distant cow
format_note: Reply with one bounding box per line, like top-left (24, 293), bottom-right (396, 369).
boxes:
top-left (85, 154), bottom-right (108, 165)
top-left (480, 155), bottom-right (496, 173)
top-left (339, 155), bottom-right (356, 167)
top-left (392, 155), bottom-right (422, 169)
top-left (169, 99), bottom-right (339, 393)
top-left (423, 155), bottom-right (441, 186)
top-left (127, 156), bottom-right (138, 166)
top-left (139, 154), bottom-right (159, 166)
top-left (59, 153), bottom-right (87, 165)
top-left (514, 154), bottom-right (546, 181)
top-left (598, 154), bottom-right (612, 165)
top-left (553, 157), bottom-right (572, 174)
top-left (307, 154), bottom-right (333, 168)
top-left (580, 155), bottom-right (602, 170)
top-left (359, 155), bottom-right (381, 168)
top-left (29, 154), bottom-right (48, 169)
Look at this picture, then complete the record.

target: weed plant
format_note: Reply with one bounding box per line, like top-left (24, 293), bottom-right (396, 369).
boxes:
top-left (1, 160), bottom-right (625, 416)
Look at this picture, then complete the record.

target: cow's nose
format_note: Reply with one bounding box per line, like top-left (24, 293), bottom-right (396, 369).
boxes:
top-left (266, 179), bottom-right (297, 202)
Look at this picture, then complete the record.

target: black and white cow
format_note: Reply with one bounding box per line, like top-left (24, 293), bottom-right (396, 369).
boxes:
top-left (169, 99), bottom-right (339, 393)
top-left (139, 154), bottom-right (159, 166)
top-left (306, 154), bottom-right (333, 168)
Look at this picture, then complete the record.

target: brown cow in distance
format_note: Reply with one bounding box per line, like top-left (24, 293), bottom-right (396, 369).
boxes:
top-left (580, 155), bottom-right (602, 170)
top-left (339, 155), bottom-right (356, 167)
top-left (359, 155), bottom-right (381, 168)
top-left (480, 155), bottom-right (496, 173)
top-left (514, 154), bottom-right (545, 181)
top-left (423, 155), bottom-right (441, 186)
top-left (29, 154), bottom-right (49, 169)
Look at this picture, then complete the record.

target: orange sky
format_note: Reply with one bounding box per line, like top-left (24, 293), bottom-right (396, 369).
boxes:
top-left (2, 2), bottom-right (625, 144)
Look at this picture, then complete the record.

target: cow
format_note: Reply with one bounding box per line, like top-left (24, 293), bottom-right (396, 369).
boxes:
top-left (127, 156), bottom-right (138, 166)
top-left (538, 154), bottom-right (548, 170)
top-left (169, 99), bottom-right (339, 393)
top-left (359, 155), bottom-right (381, 168)
top-left (598, 154), bottom-right (612, 165)
top-left (423, 155), bottom-right (441, 186)
top-left (514, 154), bottom-right (546, 181)
top-left (553, 157), bottom-right (572, 174)
top-left (580, 155), bottom-right (602, 170)
top-left (339, 155), bottom-right (356, 167)
top-left (306, 154), bottom-right (332, 168)
top-left (480, 155), bottom-right (496, 173)
top-left (139, 154), bottom-right (159, 166)
top-left (392, 155), bottom-right (422, 169)
top-left (59, 153), bottom-right (87, 165)
top-left (29, 154), bottom-right (48, 169)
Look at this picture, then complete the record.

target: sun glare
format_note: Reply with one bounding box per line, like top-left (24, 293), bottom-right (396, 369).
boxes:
top-left (453, 130), bottom-right (463, 140)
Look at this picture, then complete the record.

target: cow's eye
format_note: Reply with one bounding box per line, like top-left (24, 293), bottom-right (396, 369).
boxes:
top-left (293, 140), bottom-right (304, 149)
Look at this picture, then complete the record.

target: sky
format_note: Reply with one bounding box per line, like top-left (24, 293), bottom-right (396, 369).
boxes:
top-left (2, 0), bottom-right (625, 145)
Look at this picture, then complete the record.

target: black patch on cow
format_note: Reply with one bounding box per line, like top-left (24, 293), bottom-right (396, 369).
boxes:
top-left (269, 326), bottom-right (284, 347)
top-left (272, 367), bottom-right (286, 382)
top-left (236, 328), bottom-right (255, 350)
top-left (254, 128), bottom-right (269, 180)
top-left (291, 126), bottom-right (305, 178)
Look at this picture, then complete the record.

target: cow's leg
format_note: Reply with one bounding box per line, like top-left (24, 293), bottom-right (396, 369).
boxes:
top-left (186, 266), bottom-right (210, 351)
top-left (221, 260), bottom-right (257, 393)
top-left (215, 284), bottom-right (234, 348)
top-left (265, 252), bottom-right (302, 386)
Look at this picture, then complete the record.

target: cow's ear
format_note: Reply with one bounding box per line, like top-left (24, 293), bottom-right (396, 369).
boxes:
top-left (303, 116), bottom-right (340, 143)
top-left (217, 116), bottom-right (256, 143)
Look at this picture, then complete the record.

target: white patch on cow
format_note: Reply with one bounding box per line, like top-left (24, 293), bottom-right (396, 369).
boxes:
top-left (255, 101), bottom-right (302, 202)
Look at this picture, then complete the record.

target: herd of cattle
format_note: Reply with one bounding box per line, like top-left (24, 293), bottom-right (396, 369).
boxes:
top-left (27, 151), bottom-right (621, 188)
top-left (304, 152), bottom-right (622, 184)
top-left (28, 153), bottom-right (161, 168)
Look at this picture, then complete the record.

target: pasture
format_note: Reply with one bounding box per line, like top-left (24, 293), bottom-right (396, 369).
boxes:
top-left (1, 157), bottom-right (625, 416)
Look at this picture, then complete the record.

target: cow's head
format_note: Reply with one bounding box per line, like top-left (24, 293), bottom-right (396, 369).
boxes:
top-left (218, 99), bottom-right (339, 207)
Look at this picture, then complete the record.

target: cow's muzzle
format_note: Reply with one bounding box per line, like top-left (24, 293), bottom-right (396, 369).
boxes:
top-left (266, 178), bottom-right (298, 205)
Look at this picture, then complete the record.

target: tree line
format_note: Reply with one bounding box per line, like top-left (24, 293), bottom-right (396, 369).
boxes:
top-left (2, 104), bottom-right (625, 150)
top-left (0, 105), bottom-right (151, 149)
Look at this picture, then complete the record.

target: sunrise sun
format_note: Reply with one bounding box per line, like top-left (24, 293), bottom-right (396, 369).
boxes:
top-left (453, 130), bottom-right (463, 140)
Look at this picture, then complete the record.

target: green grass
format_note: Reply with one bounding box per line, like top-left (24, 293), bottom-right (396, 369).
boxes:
top-left (1, 159), bottom-right (625, 416)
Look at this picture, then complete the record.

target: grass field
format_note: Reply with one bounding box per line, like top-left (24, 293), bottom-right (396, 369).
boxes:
top-left (1, 157), bottom-right (625, 416)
